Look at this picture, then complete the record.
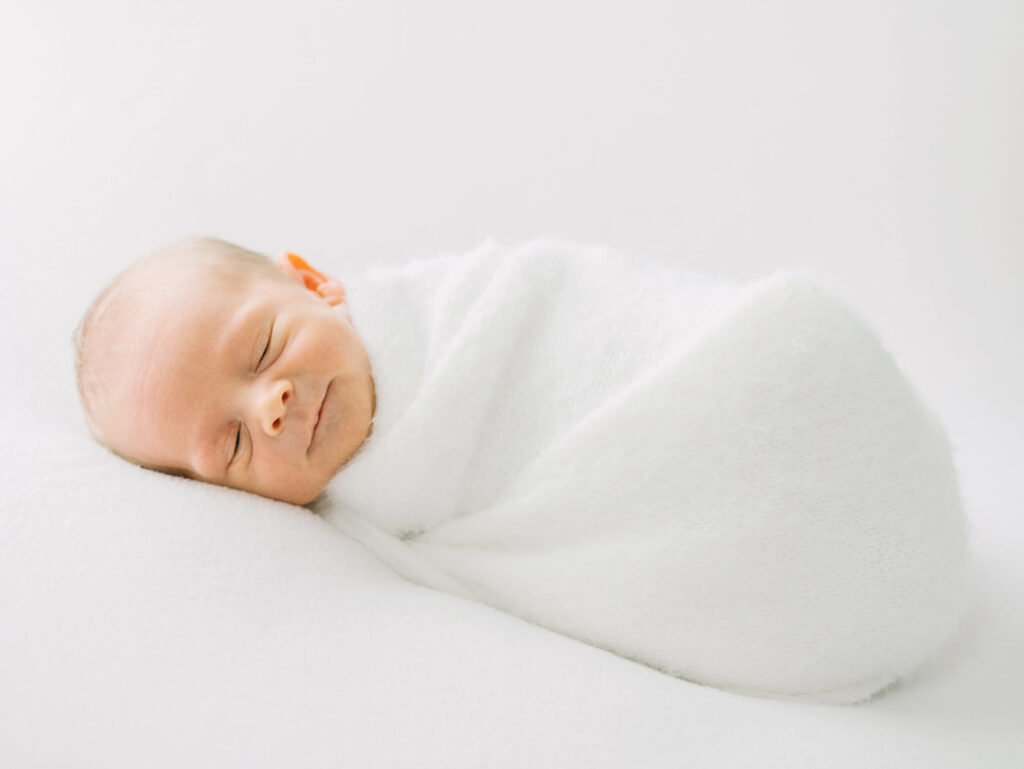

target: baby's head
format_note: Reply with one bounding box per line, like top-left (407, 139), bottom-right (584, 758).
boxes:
top-left (73, 236), bottom-right (375, 505)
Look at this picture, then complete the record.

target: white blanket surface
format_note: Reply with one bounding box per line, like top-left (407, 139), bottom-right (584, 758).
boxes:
top-left (319, 238), bottom-right (969, 704)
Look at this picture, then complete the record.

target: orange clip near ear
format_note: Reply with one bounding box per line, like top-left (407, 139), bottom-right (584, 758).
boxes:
top-left (277, 251), bottom-right (347, 307)
top-left (281, 251), bottom-right (328, 291)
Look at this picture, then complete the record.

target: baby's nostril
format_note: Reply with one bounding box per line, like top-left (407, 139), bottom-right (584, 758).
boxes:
top-left (282, 390), bottom-right (289, 403)
top-left (272, 418), bottom-right (281, 430)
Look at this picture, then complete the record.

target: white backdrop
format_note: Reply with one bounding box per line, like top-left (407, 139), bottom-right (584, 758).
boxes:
top-left (1, 2), bottom-right (1021, 766)
top-left (1, 1), bottom-right (1021, 432)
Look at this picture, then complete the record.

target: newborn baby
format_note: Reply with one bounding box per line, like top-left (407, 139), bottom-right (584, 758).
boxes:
top-left (75, 235), bottom-right (968, 705)
top-left (74, 237), bottom-right (376, 505)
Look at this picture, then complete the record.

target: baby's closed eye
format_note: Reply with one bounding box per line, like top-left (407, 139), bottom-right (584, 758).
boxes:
top-left (255, 320), bottom-right (274, 371)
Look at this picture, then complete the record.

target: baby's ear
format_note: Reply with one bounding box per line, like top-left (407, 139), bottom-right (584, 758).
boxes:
top-left (275, 252), bottom-right (347, 306)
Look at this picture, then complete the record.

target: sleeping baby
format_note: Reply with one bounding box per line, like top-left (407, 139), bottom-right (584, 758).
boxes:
top-left (74, 237), bottom-right (376, 505)
top-left (74, 235), bottom-right (969, 705)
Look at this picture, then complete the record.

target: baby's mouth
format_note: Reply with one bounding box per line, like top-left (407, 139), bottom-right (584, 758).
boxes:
top-left (308, 382), bottom-right (330, 453)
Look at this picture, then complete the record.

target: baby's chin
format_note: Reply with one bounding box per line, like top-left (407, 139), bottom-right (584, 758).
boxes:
top-left (255, 476), bottom-right (331, 507)
top-left (292, 483), bottom-right (330, 507)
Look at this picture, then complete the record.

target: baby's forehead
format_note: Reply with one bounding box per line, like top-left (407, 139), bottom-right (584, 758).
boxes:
top-left (131, 253), bottom-right (250, 289)
top-left (102, 261), bottom-right (237, 344)
top-left (125, 255), bottom-right (274, 309)
top-left (100, 255), bottom-right (293, 363)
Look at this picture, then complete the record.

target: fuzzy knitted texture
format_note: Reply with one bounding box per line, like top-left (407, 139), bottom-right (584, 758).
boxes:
top-left (320, 237), bottom-right (968, 704)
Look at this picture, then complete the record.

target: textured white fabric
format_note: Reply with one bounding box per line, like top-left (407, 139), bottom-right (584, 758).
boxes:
top-left (321, 237), bottom-right (969, 704)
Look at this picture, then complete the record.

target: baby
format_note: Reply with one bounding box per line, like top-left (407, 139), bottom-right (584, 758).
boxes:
top-left (74, 236), bottom-right (376, 505)
top-left (75, 234), bottom-right (968, 704)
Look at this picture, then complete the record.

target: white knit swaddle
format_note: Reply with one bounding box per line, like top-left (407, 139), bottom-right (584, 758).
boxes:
top-left (318, 238), bottom-right (968, 704)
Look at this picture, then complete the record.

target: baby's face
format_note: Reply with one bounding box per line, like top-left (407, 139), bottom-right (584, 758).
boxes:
top-left (98, 260), bottom-right (375, 505)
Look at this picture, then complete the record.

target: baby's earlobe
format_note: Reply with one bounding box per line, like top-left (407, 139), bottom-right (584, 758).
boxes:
top-left (316, 280), bottom-right (347, 306)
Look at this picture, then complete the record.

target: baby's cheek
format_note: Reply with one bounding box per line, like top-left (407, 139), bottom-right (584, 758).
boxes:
top-left (309, 322), bottom-right (353, 364)
top-left (257, 455), bottom-right (326, 505)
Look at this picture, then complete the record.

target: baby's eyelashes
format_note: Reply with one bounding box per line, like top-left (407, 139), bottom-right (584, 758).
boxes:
top-left (226, 421), bottom-right (253, 475)
top-left (255, 320), bottom-right (275, 371)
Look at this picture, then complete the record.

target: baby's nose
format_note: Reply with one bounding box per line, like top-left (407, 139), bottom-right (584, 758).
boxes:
top-left (259, 380), bottom-right (293, 436)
